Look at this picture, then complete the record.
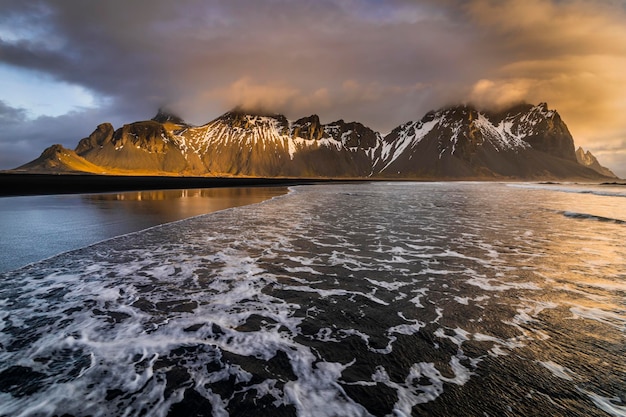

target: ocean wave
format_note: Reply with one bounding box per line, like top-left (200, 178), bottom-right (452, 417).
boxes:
top-left (560, 211), bottom-right (626, 224)
top-left (509, 183), bottom-right (626, 198)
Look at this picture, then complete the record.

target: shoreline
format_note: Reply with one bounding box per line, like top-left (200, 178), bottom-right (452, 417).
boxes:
top-left (1, 172), bottom-right (621, 197)
top-left (0, 173), bottom-right (350, 197)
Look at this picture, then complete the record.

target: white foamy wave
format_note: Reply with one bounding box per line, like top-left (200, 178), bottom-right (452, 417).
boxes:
top-left (569, 306), bottom-right (626, 330)
top-left (434, 327), bottom-right (471, 347)
top-left (350, 356), bottom-right (473, 417)
top-left (473, 333), bottom-right (526, 356)
top-left (578, 389), bottom-right (626, 417)
top-left (284, 359), bottom-right (370, 417)
top-left (465, 275), bottom-right (541, 291)
top-left (538, 360), bottom-right (576, 381)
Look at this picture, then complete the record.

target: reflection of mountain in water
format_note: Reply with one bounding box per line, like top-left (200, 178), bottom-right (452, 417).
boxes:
top-left (83, 187), bottom-right (287, 223)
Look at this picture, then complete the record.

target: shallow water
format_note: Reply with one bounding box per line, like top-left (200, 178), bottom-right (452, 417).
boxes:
top-left (0, 182), bottom-right (624, 416)
top-left (0, 187), bottom-right (287, 272)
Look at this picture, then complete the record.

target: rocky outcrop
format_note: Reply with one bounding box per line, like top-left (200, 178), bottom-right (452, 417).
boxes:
top-left (576, 147), bottom-right (617, 178)
top-left (75, 119), bottom-right (192, 173)
top-left (75, 123), bottom-right (115, 154)
top-left (325, 120), bottom-right (381, 149)
top-left (291, 115), bottom-right (327, 141)
top-left (152, 108), bottom-right (187, 125)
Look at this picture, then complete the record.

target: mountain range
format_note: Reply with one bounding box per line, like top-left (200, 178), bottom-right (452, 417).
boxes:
top-left (14, 103), bottom-right (617, 180)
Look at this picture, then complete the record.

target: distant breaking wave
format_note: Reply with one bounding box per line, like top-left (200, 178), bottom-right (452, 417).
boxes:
top-left (509, 183), bottom-right (626, 198)
top-left (560, 211), bottom-right (626, 224)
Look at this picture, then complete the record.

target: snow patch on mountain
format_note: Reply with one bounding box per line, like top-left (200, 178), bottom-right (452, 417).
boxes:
top-left (482, 113), bottom-right (531, 152)
top-left (167, 113), bottom-right (383, 161)
top-left (379, 117), bottom-right (440, 171)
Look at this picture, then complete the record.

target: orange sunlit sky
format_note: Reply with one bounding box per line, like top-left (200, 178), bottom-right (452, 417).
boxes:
top-left (1, 0), bottom-right (625, 177)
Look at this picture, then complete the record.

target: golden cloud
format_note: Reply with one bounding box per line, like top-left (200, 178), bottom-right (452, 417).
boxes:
top-left (463, 0), bottom-right (626, 173)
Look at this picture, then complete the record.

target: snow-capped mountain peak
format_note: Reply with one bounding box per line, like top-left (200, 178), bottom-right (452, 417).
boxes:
top-left (20, 102), bottom-right (613, 180)
top-left (374, 102), bottom-right (590, 178)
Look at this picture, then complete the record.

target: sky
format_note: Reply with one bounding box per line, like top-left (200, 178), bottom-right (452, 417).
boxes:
top-left (1, 0), bottom-right (625, 177)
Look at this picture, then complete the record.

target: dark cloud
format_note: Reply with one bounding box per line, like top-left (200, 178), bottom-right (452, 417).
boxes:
top-left (0, 100), bottom-right (27, 124)
top-left (0, 0), bottom-right (625, 175)
top-left (0, 101), bottom-right (144, 170)
top-left (0, 0), bottom-right (480, 123)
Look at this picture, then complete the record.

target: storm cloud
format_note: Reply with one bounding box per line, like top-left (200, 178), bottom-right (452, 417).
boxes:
top-left (1, 0), bottom-right (625, 176)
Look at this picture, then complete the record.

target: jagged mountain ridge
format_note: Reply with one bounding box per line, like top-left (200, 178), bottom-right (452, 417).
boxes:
top-left (15, 103), bottom-right (617, 179)
top-left (576, 146), bottom-right (617, 178)
top-left (70, 109), bottom-right (384, 177)
top-left (376, 103), bottom-right (608, 178)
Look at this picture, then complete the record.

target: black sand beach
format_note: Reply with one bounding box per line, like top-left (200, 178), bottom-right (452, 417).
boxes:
top-left (0, 173), bottom-right (338, 197)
